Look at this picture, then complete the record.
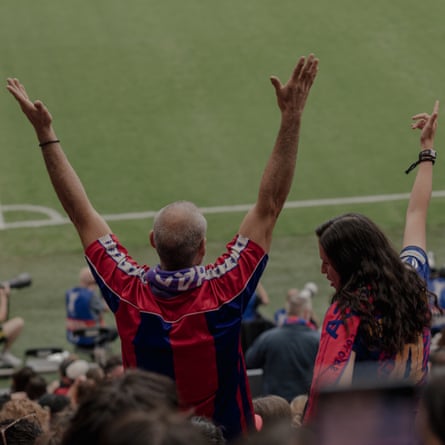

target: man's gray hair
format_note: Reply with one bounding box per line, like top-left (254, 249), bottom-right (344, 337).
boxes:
top-left (153, 201), bottom-right (207, 270)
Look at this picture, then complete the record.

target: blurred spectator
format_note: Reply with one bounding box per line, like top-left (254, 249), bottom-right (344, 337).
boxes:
top-left (25, 375), bottom-right (48, 401)
top-left (0, 415), bottom-right (42, 445)
top-left (65, 267), bottom-right (118, 359)
top-left (289, 394), bottom-right (308, 429)
top-left (35, 406), bottom-right (74, 445)
top-left (0, 284), bottom-right (24, 368)
top-left (246, 292), bottom-right (319, 401)
top-left (274, 283), bottom-right (319, 328)
top-left (101, 355), bottom-right (124, 380)
top-left (85, 366), bottom-right (104, 384)
top-left (98, 409), bottom-right (209, 445)
top-left (48, 355), bottom-right (79, 396)
top-left (0, 398), bottom-right (50, 436)
top-left (60, 369), bottom-right (179, 445)
top-left (252, 395), bottom-right (292, 429)
top-left (10, 366), bottom-right (37, 400)
top-left (190, 416), bottom-right (226, 445)
top-left (38, 393), bottom-right (71, 418)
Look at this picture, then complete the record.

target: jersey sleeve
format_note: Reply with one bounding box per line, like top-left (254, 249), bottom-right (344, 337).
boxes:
top-left (399, 245), bottom-right (430, 282)
top-left (84, 234), bottom-right (149, 313)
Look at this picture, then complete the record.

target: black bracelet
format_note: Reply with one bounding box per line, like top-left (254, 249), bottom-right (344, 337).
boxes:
top-left (405, 149), bottom-right (437, 174)
top-left (39, 139), bottom-right (60, 148)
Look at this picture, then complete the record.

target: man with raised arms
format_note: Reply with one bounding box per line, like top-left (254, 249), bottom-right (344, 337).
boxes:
top-left (7, 54), bottom-right (318, 439)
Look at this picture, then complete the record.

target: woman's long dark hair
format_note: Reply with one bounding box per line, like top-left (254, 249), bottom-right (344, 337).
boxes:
top-left (316, 213), bottom-right (431, 355)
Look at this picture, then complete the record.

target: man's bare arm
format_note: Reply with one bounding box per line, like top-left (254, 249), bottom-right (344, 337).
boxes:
top-left (7, 78), bottom-right (111, 248)
top-left (238, 54), bottom-right (318, 252)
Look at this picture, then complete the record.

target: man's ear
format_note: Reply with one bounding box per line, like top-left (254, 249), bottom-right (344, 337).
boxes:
top-left (149, 230), bottom-right (156, 249)
top-left (193, 238), bottom-right (207, 266)
top-left (199, 237), bottom-right (207, 256)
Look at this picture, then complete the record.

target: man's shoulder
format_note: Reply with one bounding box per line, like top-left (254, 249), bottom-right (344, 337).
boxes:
top-left (285, 323), bottom-right (320, 337)
top-left (221, 234), bottom-right (267, 261)
top-left (255, 325), bottom-right (285, 342)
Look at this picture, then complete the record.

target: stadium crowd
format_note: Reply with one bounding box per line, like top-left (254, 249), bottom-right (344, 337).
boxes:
top-left (2, 52), bottom-right (444, 444)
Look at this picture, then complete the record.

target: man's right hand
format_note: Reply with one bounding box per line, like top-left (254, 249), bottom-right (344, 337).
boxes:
top-left (6, 78), bottom-right (55, 142)
top-left (238, 54), bottom-right (319, 252)
top-left (270, 54), bottom-right (318, 117)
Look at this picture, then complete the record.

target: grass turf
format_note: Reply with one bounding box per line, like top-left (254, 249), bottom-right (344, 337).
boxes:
top-left (1, 0), bottom-right (445, 375)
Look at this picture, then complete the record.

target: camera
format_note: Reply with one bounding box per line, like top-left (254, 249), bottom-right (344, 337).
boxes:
top-left (0, 273), bottom-right (32, 290)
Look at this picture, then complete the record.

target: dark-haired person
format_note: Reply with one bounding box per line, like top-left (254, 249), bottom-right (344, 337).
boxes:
top-left (304, 101), bottom-right (439, 422)
top-left (98, 410), bottom-right (210, 445)
top-left (60, 369), bottom-right (179, 445)
top-left (7, 53), bottom-right (318, 440)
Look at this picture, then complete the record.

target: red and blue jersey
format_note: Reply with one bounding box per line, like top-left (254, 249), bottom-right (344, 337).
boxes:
top-left (305, 245), bottom-right (431, 422)
top-left (85, 233), bottom-right (268, 440)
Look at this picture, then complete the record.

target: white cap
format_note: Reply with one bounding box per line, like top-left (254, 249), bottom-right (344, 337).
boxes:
top-left (303, 282), bottom-right (318, 297)
top-left (66, 359), bottom-right (90, 380)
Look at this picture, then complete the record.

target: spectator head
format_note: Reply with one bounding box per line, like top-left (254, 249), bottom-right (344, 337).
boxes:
top-left (86, 366), bottom-right (104, 384)
top-left (34, 406), bottom-right (75, 445)
top-left (0, 398), bottom-right (50, 436)
top-left (11, 367), bottom-right (37, 393)
top-left (190, 416), bottom-right (226, 445)
top-left (25, 375), bottom-right (47, 401)
top-left (286, 288), bottom-right (299, 303)
top-left (286, 292), bottom-right (312, 321)
top-left (102, 355), bottom-right (124, 380)
top-left (151, 201), bottom-right (207, 270)
top-left (253, 395), bottom-right (292, 429)
top-left (38, 393), bottom-right (71, 416)
top-left (59, 355), bottom-right (78, 380)
top-left (0, 414), bottom-right (43, 445)
top-left (289, 394), bottom-right (308, 428)
top-left (98, 409), bottom-right (210, 445)
top-left (315, 213), bottom-right (398, 288)
top-left (65, 360), bottom-right (89, 381)
top-left (61, 369), bottom-right (179, 445)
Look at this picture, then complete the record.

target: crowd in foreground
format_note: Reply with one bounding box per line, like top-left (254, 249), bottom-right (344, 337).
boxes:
top-left (0, 355), bottom-right (443, 444)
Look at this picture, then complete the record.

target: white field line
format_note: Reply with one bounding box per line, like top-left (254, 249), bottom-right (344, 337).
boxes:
top-left (2, 191), bottom-right (445, 230)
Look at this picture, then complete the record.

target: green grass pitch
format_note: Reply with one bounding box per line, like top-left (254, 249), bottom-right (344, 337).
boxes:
top-left (1, 0), bottom-right (445, 365)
